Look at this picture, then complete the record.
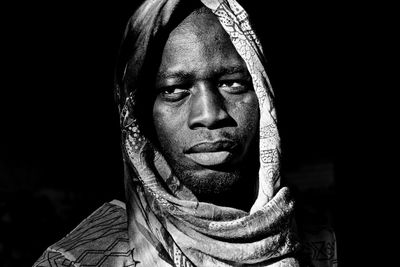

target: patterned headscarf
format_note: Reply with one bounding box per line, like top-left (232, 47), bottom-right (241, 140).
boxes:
top-left (115, 0), bottom-right (300, 265)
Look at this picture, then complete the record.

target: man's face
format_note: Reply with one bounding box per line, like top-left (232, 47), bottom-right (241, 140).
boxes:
top-left (152, 9), bottom-right (259, 202)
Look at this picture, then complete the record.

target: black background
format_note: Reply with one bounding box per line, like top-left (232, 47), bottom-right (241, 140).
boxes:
top-left (1, 1), bottom-right (393, 266)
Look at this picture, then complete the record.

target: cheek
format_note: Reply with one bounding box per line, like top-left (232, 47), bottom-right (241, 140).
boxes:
top-left (153, 103), bottom-right (173, 141)
top-left (228, 92), bottom-right (259, 135)
top-left (152, 100), bottom-right (187, 153)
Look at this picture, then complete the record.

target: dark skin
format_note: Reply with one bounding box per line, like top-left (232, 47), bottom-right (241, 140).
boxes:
top-left (152, 8), bottom-right (260, 211)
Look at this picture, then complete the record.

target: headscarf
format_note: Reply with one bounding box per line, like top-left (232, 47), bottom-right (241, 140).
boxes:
top-left (115, 0), bottom-right (300, 266)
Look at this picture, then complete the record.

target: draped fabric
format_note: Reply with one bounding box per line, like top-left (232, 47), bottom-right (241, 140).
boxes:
top-left (114, 0), bottom-right (300, 266)
top-left (33, 1), bottom-right (308, 266)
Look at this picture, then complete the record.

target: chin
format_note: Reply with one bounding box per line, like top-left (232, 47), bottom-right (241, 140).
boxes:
top-left (179, 168), bottom-right (242, 198)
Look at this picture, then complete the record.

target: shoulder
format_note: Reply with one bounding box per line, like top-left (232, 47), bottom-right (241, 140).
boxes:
top-left (33, 200), bottom-right (135, 267)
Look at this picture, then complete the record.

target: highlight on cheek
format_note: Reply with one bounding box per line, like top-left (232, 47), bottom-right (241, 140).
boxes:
top-left (229, 92), bottom-right (259, 113)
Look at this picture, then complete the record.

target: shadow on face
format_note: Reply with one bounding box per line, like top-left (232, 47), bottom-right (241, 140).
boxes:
top-left (148, 7), bottom-right (260, 210)
top-left (122, 6), bottom-right (260, 210)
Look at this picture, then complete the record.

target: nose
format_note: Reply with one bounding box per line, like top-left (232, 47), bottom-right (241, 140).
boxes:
top-left (188, 82), bottom-right (232, 129)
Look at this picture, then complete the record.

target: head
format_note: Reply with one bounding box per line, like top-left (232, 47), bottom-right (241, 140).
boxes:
top-left (151, 7), bottom-right (260, 210)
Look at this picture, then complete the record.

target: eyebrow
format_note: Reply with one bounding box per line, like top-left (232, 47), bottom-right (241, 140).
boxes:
top-left (157, 70), bottom-right (193, 81)
top-left (156, 65), bottom-right (248, 81)
top-left (218, 65), bottom-right (248, 76)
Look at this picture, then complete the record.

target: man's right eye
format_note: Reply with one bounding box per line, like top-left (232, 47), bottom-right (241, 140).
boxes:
top-left (159, 87), bottom-right (189, 101)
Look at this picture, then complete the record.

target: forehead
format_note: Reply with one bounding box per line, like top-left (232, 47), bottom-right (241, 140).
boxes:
top-left (156, 8), bottom-right (247, 79)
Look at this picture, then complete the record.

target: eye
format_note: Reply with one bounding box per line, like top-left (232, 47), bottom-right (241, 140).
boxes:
top-left (158, 87), bottom-right (189, 101)
top-left (218, 80), bottom-right (250, 94)
top-left (162, 88), bottom-right (187, 95)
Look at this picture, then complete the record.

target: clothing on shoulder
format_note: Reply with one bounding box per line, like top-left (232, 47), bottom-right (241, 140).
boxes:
top-left (34, 0), bottom-right (337, 266)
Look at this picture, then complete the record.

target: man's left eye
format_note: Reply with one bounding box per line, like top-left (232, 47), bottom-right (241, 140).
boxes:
top-left (218, 81), bottom-right (249, 93)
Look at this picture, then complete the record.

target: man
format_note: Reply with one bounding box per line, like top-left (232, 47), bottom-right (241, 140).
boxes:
top-left (34, 0), bottom-right (335, 266)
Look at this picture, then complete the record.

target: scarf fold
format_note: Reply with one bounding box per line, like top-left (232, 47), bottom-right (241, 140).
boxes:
top-left (115, 0), bottom-right (300, 266)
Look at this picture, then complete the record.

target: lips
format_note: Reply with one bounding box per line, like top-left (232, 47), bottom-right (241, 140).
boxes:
top-left (184, 140), bottom-right (238, 166)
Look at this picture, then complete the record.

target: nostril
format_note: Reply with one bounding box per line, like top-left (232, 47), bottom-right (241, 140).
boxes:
top-left (187, 91), bottom-right (235, 129)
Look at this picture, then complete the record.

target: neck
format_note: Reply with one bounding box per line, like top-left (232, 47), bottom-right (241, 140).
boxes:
top-left (190, 158), bottom-right (259, 212)
top-left (198, 175), bottom-right (258, 211)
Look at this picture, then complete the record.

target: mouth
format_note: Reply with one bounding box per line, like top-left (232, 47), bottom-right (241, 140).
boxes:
top-left (184, 140), bottom-right (238, 166)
